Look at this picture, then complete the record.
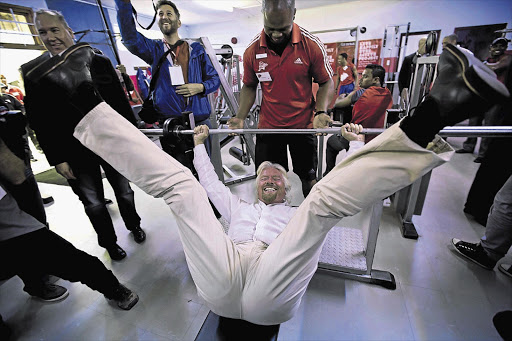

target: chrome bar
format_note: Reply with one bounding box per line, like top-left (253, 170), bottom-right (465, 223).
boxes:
top-left (140, 126), bottom-right (512, 137)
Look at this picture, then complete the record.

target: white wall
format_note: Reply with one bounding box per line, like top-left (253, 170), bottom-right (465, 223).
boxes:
top-left (186, 0), bottom-right (512, 58)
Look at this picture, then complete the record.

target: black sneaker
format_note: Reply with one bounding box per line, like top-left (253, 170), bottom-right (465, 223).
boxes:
top-left (498, 263), bottom-right (512, 279)
top-left (451, 238), bottom-right (497, 270)
top-left (32, 283), bottom-right (69, 302)
top-left (110, 284), bottom-right (139, 310)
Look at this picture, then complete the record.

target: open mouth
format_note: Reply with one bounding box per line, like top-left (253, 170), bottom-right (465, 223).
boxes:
top-left (263, 187), bottom-right (277, 193)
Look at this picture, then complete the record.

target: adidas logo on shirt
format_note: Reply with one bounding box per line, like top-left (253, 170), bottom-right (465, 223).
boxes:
top-left (294, 58), bottom-right (303, 64)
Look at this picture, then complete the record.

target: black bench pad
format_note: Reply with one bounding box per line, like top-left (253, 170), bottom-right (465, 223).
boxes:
top-left (195, 311), bottom-right (280, 341)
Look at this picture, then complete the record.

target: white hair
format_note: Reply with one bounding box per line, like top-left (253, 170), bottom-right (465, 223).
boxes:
top-left (255, 161), bottom-right (292, 203)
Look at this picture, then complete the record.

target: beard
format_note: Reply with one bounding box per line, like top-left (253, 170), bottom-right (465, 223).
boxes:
top-left (159, 19), bottom-right (179, 36)
top-left (261, 191), bottom-right (278, 204)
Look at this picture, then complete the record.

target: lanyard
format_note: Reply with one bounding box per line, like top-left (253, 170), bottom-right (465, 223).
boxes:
top-left (163, 40), bottom-right (183, 66)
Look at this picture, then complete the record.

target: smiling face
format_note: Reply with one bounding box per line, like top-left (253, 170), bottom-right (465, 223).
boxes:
top-left (35, 13), bottom-right (75, 56)
top-left (490, 42), bottom-right (507, 58)
top-left (263, 7), bottom-right (295, 46)
top-left (158, 4), bottom-right (181, 36)
top-left (257, 167), bottom-right (287, 205)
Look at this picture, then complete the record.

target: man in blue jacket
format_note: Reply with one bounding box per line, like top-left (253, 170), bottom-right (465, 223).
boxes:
top-left (115, 0), bottom-right (220, 172)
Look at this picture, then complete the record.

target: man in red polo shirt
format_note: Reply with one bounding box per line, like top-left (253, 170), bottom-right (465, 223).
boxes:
top-left (228, 0), bottom-right (334, 197)
top-left (336, 53), bottom-right (358, 97)
top-left (324, 64), bottom-right (392, 175)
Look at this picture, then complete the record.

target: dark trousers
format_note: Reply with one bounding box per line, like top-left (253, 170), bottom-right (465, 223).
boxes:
top-left (68, 156), bottom-right (141, 248)
top-left (1, 167), bottom-right (50, 290)
top-left (1, 229), bottom-right (120, 298)
top-left (324, 134), bottom-right (350, 176)
top-left (0, 193), bottom-right (120, 298)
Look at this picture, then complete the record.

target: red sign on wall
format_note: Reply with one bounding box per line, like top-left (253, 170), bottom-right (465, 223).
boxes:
top-left (357, 39), bottom-right (382, 73)
top-left (324, 42), bottom-right (338, 74)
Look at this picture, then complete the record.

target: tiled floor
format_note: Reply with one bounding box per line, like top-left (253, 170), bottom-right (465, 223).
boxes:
top-left (1, 135), bottom-right (511, 340)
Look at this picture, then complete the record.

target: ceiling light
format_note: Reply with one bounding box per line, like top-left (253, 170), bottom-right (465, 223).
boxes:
top-left (195, 1), bottom-right (234, 12)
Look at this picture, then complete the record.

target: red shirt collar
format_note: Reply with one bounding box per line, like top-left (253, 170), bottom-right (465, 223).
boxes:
top-left (259, 22), bottom-right (301, 48)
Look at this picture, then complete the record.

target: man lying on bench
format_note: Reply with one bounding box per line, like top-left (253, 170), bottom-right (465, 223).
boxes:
top-left (25, 42), bottom-right (509, 325)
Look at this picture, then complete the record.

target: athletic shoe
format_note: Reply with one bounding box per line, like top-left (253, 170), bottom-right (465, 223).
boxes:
top-left (32, 283), bottom-right (69, 302)
top-left (451, 238), bottom-right (497, 270)
top-left (111, 284), bottom-right (138, 310)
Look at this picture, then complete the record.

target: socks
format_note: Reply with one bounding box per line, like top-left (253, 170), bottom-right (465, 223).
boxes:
top-left (399, 96), bottom-right (444, 148)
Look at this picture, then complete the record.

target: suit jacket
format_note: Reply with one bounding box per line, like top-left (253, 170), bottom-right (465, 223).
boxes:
top-left (21, 47), bottom-right (137, 166)
top-left (398, 52), bottom-right (418, 93)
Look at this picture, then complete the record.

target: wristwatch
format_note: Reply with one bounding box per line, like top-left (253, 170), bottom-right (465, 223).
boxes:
top-left (314, 110), bottom-right (326, 116)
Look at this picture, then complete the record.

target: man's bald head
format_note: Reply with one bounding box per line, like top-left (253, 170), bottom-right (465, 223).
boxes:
top-left (262, 0), bottom-right (295, 12)
top-left (262, 0), bottom-right (296, 46)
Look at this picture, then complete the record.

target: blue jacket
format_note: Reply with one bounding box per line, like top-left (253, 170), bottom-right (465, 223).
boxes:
top-left (116, 0), bottom-right (220, 121)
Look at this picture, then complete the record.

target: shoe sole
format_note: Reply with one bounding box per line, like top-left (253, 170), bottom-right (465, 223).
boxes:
top-left (119, 294), bottom-right (139, 310)
top-left (451, 238), bottom-right (494, 270)
top-left (35, 289), bottom-right (70, 302)
top-left (498, 264), bottom-right (512, 279)
top-left (444, 45), bottom-right (509, 102)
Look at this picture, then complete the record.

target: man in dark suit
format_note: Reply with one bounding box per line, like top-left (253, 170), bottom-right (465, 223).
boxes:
top-left (21, 9), bottom-right (146, 261)
top-left (398, 37), bottom-right (427, 95)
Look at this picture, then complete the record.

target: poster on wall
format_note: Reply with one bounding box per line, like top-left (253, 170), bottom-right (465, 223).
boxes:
top-left (324, 42), bottom-right (338, 73)
top-left (357, 39), bottom-right (382, 73)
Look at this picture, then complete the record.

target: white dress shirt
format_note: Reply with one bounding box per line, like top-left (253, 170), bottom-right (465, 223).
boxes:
top-left (192, 140), bottom-right (364, 246)
top-left (193, 144), bottom-right (297, 246)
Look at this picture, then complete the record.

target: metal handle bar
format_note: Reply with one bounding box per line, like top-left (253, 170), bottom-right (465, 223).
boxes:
top-left (140, 126), bottom-right (512, 138)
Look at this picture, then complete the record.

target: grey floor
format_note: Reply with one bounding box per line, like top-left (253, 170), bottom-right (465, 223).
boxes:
top-left (1, 135), bottom-right (511, 340)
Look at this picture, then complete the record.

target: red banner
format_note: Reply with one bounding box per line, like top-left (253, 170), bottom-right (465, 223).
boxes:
top-left (357, 39), bottom-right (382, 73)
top-left (324, 42), bottom-right (338, 74)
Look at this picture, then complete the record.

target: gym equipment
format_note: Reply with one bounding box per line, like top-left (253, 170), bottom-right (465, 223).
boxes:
top-left (195, 311), bottom-right (279, 341)
top-left (141, 124), bottom-right (512, 138)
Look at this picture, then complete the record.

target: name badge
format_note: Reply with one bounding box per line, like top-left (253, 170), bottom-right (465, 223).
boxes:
top-left (256, 72), bottom-right (272, 82)
top-left (169, 66), bottom-right (185, 85)
top-left (256, 53), bottom-right (267, 59)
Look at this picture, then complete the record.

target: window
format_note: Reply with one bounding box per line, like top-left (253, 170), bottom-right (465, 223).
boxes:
top-left (0, 3), bottom-right (45, 50)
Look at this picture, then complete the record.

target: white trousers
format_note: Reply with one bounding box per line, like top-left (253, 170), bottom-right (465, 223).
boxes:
top-left (74, 102), bottom-right (453, 325)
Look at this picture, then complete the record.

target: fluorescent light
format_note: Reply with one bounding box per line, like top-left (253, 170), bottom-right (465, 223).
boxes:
top-left (195, 1), bottom-right (234, 12)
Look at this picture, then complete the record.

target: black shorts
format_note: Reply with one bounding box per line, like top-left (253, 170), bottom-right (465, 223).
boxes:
top-left (255, 134), bottom-right (318, 181)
